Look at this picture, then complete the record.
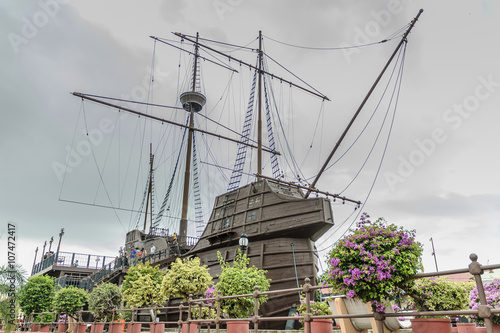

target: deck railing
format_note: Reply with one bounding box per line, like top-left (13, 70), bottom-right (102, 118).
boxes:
top-left (72, 235), bottom-right (198, 291)
top-left (25, 253), bottom-right (500, 333)
top-left (31, 251), bottom-right (116, 276)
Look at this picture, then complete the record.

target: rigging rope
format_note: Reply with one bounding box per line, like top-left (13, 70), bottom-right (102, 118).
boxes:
top-left (263, 24), bottom-right (407, 51)
top-left (153, 117), bottom-right (189, 229)
top-left (227, 62), bottom-right (258, 191)
top-left (338, 44), bottom-right (407, 194)
top-left (80, 102), bottom-right (127, 232)
top-left (192, 134), bottom-right (205, 237)
top-left (317, 42), bottom-right (407, 252)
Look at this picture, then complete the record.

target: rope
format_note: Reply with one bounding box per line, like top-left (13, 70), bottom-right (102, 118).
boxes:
top-left (318, 42), bottom-right (407, 252)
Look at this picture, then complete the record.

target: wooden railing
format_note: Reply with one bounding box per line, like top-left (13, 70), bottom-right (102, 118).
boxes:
top-left (24, 253), bottom-right (500, 333)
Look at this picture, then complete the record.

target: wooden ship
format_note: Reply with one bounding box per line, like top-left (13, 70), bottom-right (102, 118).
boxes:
top-left (32, 11), bottom-right (423, 329)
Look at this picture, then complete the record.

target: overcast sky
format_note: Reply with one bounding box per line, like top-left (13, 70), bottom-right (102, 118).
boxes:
top-left (1, 0), bottom-right (499, 278)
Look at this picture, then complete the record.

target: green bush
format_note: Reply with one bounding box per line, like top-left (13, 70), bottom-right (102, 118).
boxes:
top-left (88, 283), bottom-right (123, 322)
top-left (215, 250), bottom-right (271, 318)
top-left (18, 276), bottom-right (55, 321)
top-left (160, 257), bottom-right (212, 300)
top-left (53, 286), bottom-right (88, 319)
top-left (122, 262), bottom-right (165, 322)
top-left (406, 277), bottom-right (474, 312)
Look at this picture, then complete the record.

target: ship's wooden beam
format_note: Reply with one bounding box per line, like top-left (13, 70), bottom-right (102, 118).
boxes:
top-left (172, 32), bottom-right (330, 101)
top-left (257, 174), bottom-right (361, 205)
top-left (72, 92), bottom-right (280, 155)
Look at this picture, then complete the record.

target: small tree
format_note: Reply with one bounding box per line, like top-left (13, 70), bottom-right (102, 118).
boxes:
top-left (122, 262), bottom-right (165, 321)
top-left (406, 277), bottom-right (473, 313)
top-left (18, 275), bottom-right (55, 323)
top-left (0, 264), bottom-right (27, 333)
top-left (215, 250), bottom-right (271, 318)
top-left (160, 257), bottom-right (212, 300)
top-left (53, 286), bottom-right (88, 320)
top-left (88, 283), bottom-right (123, 322)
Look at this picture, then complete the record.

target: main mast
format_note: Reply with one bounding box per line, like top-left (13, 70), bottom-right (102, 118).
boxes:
top-left (178, 33), bottom-right (206, 245)
top-left (257, 30), bottom-right (263, 180)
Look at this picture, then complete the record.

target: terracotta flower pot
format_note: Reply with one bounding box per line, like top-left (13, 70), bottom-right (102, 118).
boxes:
top-left (475, 325), bottom-right (500, 333)
top-left (73, 324), bottom-right (87, 333)
top-left (181, 323), bottom-right (198, 333)
top-left (58, 324), bottom-right (69, 333)
top-left (109, 322), bottom-right (124, 333)
top-left (411, 318), bottom-right (452, 333)
top-left (305, 319), bottom-right (333, 333)
top-left (226, 321), bottom-right (249, 333)
top-left (32, 324), bottom-right (40, 332)
top-left (40, 325), bottom-right (51, 332)
top-left (149, 323), bottom-right (164, 333)
top-left (127, 323), bottom-right (141, 333)
top-left (91, 323), bottom-right (105, 333)
top-left (457, 323), bottom-right (476, 333)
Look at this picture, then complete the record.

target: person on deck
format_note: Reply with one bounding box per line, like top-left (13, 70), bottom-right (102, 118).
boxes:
top-left (150, 243), bottom-right (156, 262)
top-left (130, 247), bottom-right (136, 266)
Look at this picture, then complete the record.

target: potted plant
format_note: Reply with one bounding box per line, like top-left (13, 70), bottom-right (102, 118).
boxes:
top-left (326, 213), bottom-right (423, 313)
top-left (406, 277), bottom-right (474, 333)
top-left (18, 275), bottom-right (55, 332)
top-left (160, 257), bottom-right (212, 333)
top-left (88, 282), bottom-right (123, 333)
top-left (470, 279), bottom-right (500, 332)
top-left (121, 262), bottom-right (165, 333)
top-left (295, 295), bottom-right (332, 333)
top-left (53, 286), bottom-right (88, 333)
top-left (215, 250), bottom-right (271, 333)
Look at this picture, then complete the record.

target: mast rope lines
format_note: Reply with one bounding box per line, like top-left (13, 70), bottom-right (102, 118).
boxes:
top-left (303, 8), bottom-right (424, 199)
top-left (71, 92), bottom-right (280, 157)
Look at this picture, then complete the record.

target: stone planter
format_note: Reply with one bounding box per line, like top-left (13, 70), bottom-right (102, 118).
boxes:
top-left (226, 321), bottom-right (249, 333)
top-left (411, 318), bottom-right (452, 333)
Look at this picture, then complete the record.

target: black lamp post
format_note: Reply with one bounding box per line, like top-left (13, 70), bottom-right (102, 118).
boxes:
top-left (239, 231), bottom-right (248, 255)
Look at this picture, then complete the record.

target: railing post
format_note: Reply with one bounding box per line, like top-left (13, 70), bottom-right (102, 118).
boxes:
top-left (252, 285), bottom-right (261, 333)
top-left (178, 302), bottom-right (184, 333)
top-left (187, 294), bottom-right (193, 333)
top-left (215, 291), bottom-right (222, 333)
top-left (469, 253), bottom-right (494, 333)
top-left (302, 278), bottom-right (312, 333)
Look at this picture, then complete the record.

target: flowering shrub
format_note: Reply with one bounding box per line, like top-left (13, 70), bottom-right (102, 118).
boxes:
top-left (470, 279), bottom-right (500, 325)
top-left (406, 277), bottom-right (473, 313)
top-left (326, 213), bottom-right (423, 312)
top-left (294, 295), bottom-right (332, 326)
